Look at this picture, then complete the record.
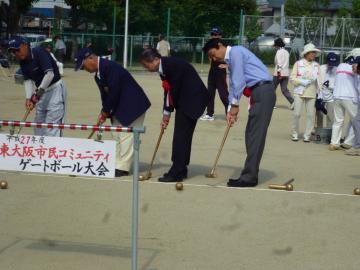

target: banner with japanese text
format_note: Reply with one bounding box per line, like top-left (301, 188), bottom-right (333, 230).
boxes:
top-left (0, 134), bottom-right (116, 178)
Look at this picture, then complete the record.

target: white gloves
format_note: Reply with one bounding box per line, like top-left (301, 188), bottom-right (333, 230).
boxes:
top-left (300, 79), bottom-right (312, 87)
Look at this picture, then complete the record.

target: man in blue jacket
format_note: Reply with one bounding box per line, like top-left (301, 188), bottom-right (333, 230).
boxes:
top-left (203, 39), bottom-right (276, 187)
top-left (75, 48), bottom-right (151, 177)
top-left (8, 36), bottom-right (67, 137)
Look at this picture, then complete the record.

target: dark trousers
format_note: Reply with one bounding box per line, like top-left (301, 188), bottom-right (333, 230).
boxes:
top-left (168, 110), bottom-right (197, 177)
top-left (273, 76), bottom-right (294, 104)
top-left (206, 71), bottom-right (229, 116)
top-left (239, 84), bottom-right (276, 183)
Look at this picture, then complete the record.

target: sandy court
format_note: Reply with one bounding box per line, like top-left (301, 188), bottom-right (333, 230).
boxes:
top-left (0, 68), bottom-right (359, 270)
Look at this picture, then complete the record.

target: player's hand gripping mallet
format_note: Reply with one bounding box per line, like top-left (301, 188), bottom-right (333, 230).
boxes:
top-left (88, 119), bottom-right (102, 139)
top-left (139, 127), bottom-right (165, 181)
top-left (10, 108), bottom-right (31, 135)
top-left (205, 124), bottom-right (231, 178)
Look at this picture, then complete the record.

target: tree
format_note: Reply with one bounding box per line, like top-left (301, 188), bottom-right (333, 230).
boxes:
top-left (0, 0), bottom-right (39, 38)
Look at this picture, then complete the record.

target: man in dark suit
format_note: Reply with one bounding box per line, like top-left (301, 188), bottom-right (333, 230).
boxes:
top-left (75, 48), bottom-right (151, 177)
top-left (140, 48), bottom-right (210, 182)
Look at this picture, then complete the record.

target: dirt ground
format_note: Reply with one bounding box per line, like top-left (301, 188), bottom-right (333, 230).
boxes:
top-left (0, 68), bottom-right (359, 270)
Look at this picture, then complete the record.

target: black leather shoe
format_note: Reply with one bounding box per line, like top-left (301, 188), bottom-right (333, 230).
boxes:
top-left (158, 174), bottom-right (185, 182)
top-left (115, 169), bottom-right (129, 177)
top-left (227, 179), bottom-right (257, 187)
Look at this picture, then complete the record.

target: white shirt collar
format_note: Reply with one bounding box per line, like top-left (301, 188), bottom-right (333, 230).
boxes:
top-left (96, 56), bottom-right (101, 79)
top-left (224, 46), bottom-right (232, 63)
top-left (158, 58), bottom-right (163, 75)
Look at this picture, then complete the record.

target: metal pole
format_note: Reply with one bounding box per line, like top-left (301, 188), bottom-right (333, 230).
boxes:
top-left (301, 16), bottom-right (305, 42)
top-left (131, 126), bottom-right (144, 270)
top-left (319, 17), bottom-right (324, 64)
top-left (239, 9), bottom-right (244, 45)
top-left (131, 131), bottom-right (140, 270)
top-left (340, 17), bottom-right (345, 62)
top-left (112, 4), bottom-right (117, 61)
top-left (123, 0), bottom-right (129, 68)
top-left (280, 4), bottom-right (285, 38)
top-left (166, 8), bottom-right (171, 39)
top-left (129, 35), bottom-right (133, 67)
top-left (200, 37), bottom-right (205, 74)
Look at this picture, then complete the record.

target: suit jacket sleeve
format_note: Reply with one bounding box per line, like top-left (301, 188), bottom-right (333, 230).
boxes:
top-left (161, 57), bottom-right (184, 112)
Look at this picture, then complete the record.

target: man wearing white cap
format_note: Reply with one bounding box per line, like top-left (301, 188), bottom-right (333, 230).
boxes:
top-left (329, 49), bottom-right (360, 150)
top-left (290, 43), bottom-right (321, 142)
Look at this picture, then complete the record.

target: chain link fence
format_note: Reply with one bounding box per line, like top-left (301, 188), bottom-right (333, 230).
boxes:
top-left (6, 14), bottom-right (360, 72)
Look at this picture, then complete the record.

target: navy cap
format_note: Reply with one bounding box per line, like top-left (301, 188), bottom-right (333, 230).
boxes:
top-left (74, 47), bottom-right (93, 71)
top-left (353, 56), bottom-right (360, 64)
top-left (326, 52), bottom-right (339, 67)
top-left (210, 27), bottom-right (222, 36)
top-left (8, 36), bottom-right (27, 51)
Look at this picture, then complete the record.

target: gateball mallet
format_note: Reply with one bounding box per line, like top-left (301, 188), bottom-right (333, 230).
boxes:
top-left (139, 127), bottom-right (165, 181)
top-left (10, 108), bottom-right (31, 135)
top-left (205, 124), bottom-right (231, 178)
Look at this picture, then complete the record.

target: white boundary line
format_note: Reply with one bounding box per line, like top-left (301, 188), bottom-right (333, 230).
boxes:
top-left (1, 170), bottom-right (359, 198)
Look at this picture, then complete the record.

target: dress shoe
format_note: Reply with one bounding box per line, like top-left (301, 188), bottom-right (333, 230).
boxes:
top-left (158, 173), bottom-right (185, 182)
top-left (115, 169), bottom-right (129, 177)
top-left (227, 178), bottom-right (258, 187)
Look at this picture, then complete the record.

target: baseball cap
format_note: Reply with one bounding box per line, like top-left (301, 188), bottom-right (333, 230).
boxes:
top-left (210, 27), bottom-right (222, 36)
top-left (74, 47), bottom-right (93, 71)
top-left (326, 52), bottom-right (339, 67)
top-left (353, 56), bottom-right (360, 64)
top-left (7, 36), bottom-right (27, 51)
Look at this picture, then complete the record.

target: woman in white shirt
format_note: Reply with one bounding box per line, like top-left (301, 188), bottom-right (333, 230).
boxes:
top-left (290, 43), bottom-right (321, 142)
top-left (273, 38), bottom-right (294, 108)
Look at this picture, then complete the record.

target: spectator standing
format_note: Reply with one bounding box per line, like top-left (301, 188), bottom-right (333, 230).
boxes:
top-left (200, 27), bottom-right (229, 121)
top-left (54, 36), bottom-right (66, 63)
top-left (290, 43), bottom-right (321, 142)
top-left (156, 34), bottom-right (170, 57)
top-left (273, 37), bottom-right (294, 109)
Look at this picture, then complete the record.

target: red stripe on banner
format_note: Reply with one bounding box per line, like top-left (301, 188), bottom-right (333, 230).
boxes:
top-left (25, 121), bottom-right (32, 127)
top-left (36, 122), bottom-right (42, 128)
top-left (129, 127), bottom-right (133, 133)
top-left (2, 121), bottom-right (9, 126)
top-left (93, 126), bottom-right (99, 131)
top-left (80, 125), bottom-right (87, 130)
top-left (14, 121), bottom-right (20, 127)
top-left (70, 124), bottom-right (76, 129)
top-left (105, 126), bottom-right (111, 132)
top-left (47, 123), bottom-right (54, 129)
top-left (115, 126), bottom-right (122, 132)
top-left (59, 123), bottom-right (65, 129)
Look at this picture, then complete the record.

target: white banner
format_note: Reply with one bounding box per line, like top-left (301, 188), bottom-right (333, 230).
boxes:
top-left (0, 134), bottom-right (116, 178)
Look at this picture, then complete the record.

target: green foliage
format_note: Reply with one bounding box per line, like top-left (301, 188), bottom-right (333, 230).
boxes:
top-left (353, 0), bottom-right (360, 17)
top-left (0, 0), bottom-right (39, 37)
top-left (285, 0), bottom-right (330, 17)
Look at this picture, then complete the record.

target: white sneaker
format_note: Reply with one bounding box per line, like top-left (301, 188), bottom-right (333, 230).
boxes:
top-left (291, 134), bottom-right (299, 141)
top-left (200, 114), bottom-right (215, 121)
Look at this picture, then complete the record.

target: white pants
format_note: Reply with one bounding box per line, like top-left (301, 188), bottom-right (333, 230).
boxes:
top-left (292, 95), bottom-right (315, 140)
top-left (111, 113), bottom-right (145, 172)
top-left (331, 99), bottom-right (357, 146)
top-left (34, 81), bottom-right (67, 137)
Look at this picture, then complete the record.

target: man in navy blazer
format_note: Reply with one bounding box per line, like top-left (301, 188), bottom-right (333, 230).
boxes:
top-left (140, 48), bottom-right (209, 182)
top-left (75, 48), bottom-right (151, 177)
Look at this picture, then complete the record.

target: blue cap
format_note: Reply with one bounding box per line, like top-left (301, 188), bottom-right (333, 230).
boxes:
top-left (74, 47), bottom-right (93, 71)
top-left (7, 36), bottom-right (27, 51)
top-left (354, 56), bottom-right (360, 64)
top-left (210, 27), bottom-right (222, 36)
top-left (326, 52), bottom-right (339, 67)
